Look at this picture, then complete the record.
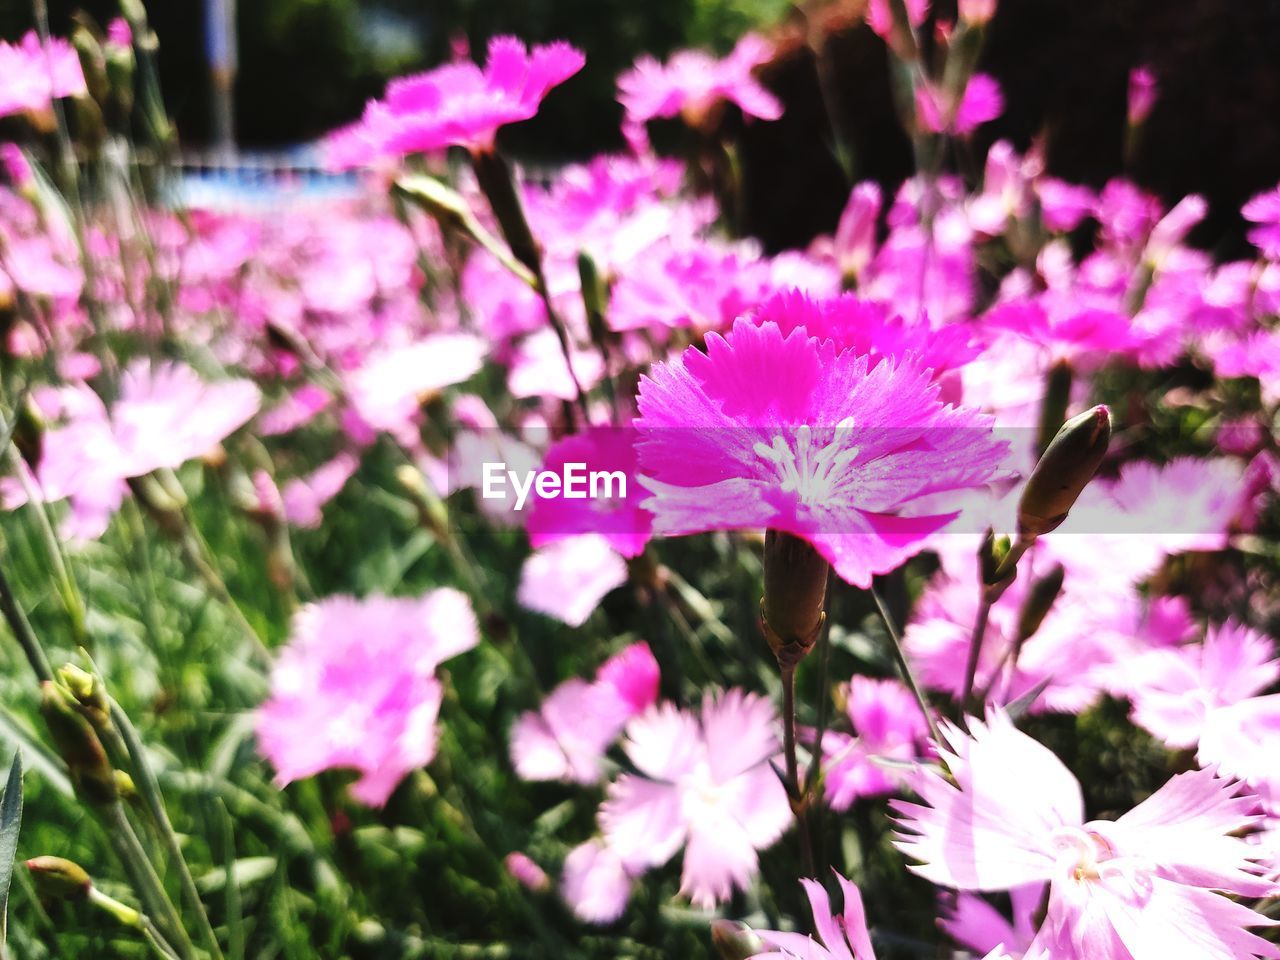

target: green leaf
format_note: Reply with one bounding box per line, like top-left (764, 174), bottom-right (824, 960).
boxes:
top-left (0, 753), bottom-right (25, 947)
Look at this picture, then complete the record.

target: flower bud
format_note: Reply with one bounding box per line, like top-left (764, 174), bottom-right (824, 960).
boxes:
top-left (503, 852), bottom-right (551, 893)
top-left (959, 0), bottom-right (997, 26)
top-left (711, 920), bottom-right (763, 960)
top-left (1015, 563), bottom-right (1065, 642)
top-left (12, 396), bottom-right (45, 470)
top-left (26, 856), bottom-right (92, 901)
top-left (1127, 65), bottom-right (1158, 126)
top-left (1018, 405), bottom-right (1111, 539)
top-left (761, 530), bottom-right (829, 668)
top-left (39, 682), bottom-right (117, 805)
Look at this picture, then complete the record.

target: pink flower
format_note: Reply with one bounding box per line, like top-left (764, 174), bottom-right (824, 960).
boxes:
top-left (916, 74), bottom-right (1004, 135)
top-left (255, 590), bottom-right (479, 806)
top-left (832, 182), bottom-right (882, 280)
top-left (618, 34), bottom-right (782, 129)
top-left (106, 18), bottom-right (133, 49)
top-left (0, 32), bottom-right (87, 120)
top-left (1127, 65), bottom-right (1158, 125)
top-left (517, 534), bottom-right (629, 626)
top-left (346, 334), bottom-right (486, 437)
top-left (1126, 620), bottom-right (1278, 752)
top-left (751, 289), bottom-right (981, 382)
top-left (942, 884), bottom-right (1042, 958)
top-left (635, 313), bottom-right (1007, 587)
top-left (335, 37), bottom-right (584, 161)
top-left (1243, 184), bottom-right (1280, 259)
top-left (258, 384), bottom-right (332, 437)
top-left (1036, 178), bottom-right (1097, 232)
top-left (506, 328), bottom-right (604, 402)
top-left (600, 690), bottom-right (791, 908)
top-left (281, 452), bottom-right (360, 528)
top-left (894, 711), bottom-right (1279, 959)
top-left (510, 642), bottom-right (659, 784)
top-left (562, 839), bottom-right (634, 924)
top-left (112, 361), bottom-right (262, 475)
top-left (526, 427), bottom-right (653, 558)
top-left (751, 872), bottom-right (876, 960)
top-left (817, 676), bottom-right (931, 810)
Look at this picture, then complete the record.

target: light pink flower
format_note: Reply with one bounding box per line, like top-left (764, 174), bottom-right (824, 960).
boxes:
top-left (258, 384), bottom-right (332, 437)
top-left (334, 37), bottom-right (584, 162)
top-left (618, 34), bottom-right (782, 129)
top-left (751, 872), bottom-right (876, 960)
top-left (817, 676), bottom-right (931, 810)
top-left (255, 590), bottom-right (479, 806)
top-left (562, 839), bottom-right (634, 924)
top-left (281, 452), bottom-right (360, 528)
top-left (511, 642), bottom-right (659, 784)
top-left (517, 534), bottom-right (629, 627)
top-left (112, 361), bottom-right (262, 475)
top-left (0, 32), bottom-right (87, 120)
top-left (346, 334), bottom-right (485, 436)
top-left (506, 328), bottom-right (604, 402)
top-left (942, 884), bottom-right (1043, 958)
top-left (635, 313), bottom-right (1007, 588)
top-left (600, 690), bottom-right (791, 908)
top-left (894, 711), bottom-right (1279, 960)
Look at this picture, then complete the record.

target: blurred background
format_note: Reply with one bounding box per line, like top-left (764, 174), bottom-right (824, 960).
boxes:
top-left (4, 0), bottom-right (1279, 250)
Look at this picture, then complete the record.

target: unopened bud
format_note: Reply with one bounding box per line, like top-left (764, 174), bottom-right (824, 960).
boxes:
top-left (761, 530), bottom-right (829, 668)
top-left (958, 0), bottom-right (997, 25)
top-left (39, 682), bottom-right (117, 805)
top-left (1018, 405), bottom-right (1111, 539)
top-left (27, 856), bottom-right (92, 900)
top-left (711, 920), bottom-right (763, 960)
top-left (12, 396), bottom-right (44, 470)
top-left (503, 852), bottom-right (551, 893)
top-left (978, 528), bottom-right (1015, 601)
top-left (1015, 564), bottom-right (1065, 642)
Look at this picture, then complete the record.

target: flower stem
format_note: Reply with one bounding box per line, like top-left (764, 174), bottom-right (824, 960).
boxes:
top-left (962, 597), bottom-right (991, 712)
top-left (778, 662), bottom-right (815, 878)
top-left (869, 583), bottom-right (941, 746)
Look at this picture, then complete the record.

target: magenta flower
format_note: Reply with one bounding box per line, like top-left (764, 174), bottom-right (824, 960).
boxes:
top-left (917, 74), bottom-right (1004, 135)
top-left (510, 642), bottom-right (659, 784)
top-left (525, 427), bottom-right (653, 558)
top-left (894, 711), bottom-right (1279, 960)
top-left (329, 36), bottom-right (584, 164)
top-left (1243, 184), bottom-right (1280, 259)
top-left (751, 872), bottom-right (877, 960)
top-left (281, 452), bottom-right (360, 529)
top-left (618, 34), bottom-right (782, 130)
top-left (817, 676), bottom-right (932, 810)
top-left (635, 312), bottom-right (1007, 587)
top-left (600, 690), bottom-right (791, 908)
top-left (0, 32), bottom-right (86, 120)
top-left (255, 590), bottom-right (479, 806)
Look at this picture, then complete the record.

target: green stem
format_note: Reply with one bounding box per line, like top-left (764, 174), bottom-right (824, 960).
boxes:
top-left (779, 663), bottom-right (815, 878)
top-left (869, 583), bottom-right (941, 746)
top-left (0, 558), bottom-right (54, 683)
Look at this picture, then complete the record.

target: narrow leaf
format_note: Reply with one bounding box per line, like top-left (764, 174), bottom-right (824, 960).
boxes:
top-left (0, 753), bottom-right (25, 946)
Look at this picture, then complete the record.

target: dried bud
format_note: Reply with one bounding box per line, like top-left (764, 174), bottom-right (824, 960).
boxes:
top-left (1015, 563), bottom-right (1065, 642)
top-left (1018, 405), bottom-right (1111, 539)
top-left (761, 530), bottom-right (829, 668)
top-left (711, 920), bottom-right (763, 960)
top-left (27, 856), bottom-right (92, 901)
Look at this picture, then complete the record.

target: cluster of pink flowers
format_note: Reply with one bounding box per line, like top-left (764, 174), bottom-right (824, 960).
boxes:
top-left (4, 14), bottom-right (1280, 959)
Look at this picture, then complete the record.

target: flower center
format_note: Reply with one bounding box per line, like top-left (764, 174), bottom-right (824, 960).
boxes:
top-left (753, 419), bottom-right (861, 507)
top-left (1049, 825), bottom-right (1115, 883)
top-left (680, 761), bottom-right (725, 825)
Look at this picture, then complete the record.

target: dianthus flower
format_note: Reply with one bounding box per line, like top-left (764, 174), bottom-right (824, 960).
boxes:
top-left (894, 710), bottom-right (1279, 960)
top-left (510, 642), bottom-right (659, 784)
top-left (635, 308), bottom-right (1007, 587)
top-left (0, 32), bottom-right (86, 120)
top-left (618, 34), bottom-right (781, 131)
top-left (327, 36), bottom-right (584, 165)
top-left (256, 590), bottom-right (479, 805)
top-left (600, 689), bottom-right (790, 908)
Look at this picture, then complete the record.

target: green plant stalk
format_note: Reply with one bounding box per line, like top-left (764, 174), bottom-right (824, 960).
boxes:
top-left (87, 885), bottom-right (182, 960)
top-left (870, 584), bottom-right (941, 746)
top-left (98, 801), bottom-right (197, 960)
top-left (0, 560), bottom-right (54, 684)
top-left (101, 694), bottom-right (225, 960)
